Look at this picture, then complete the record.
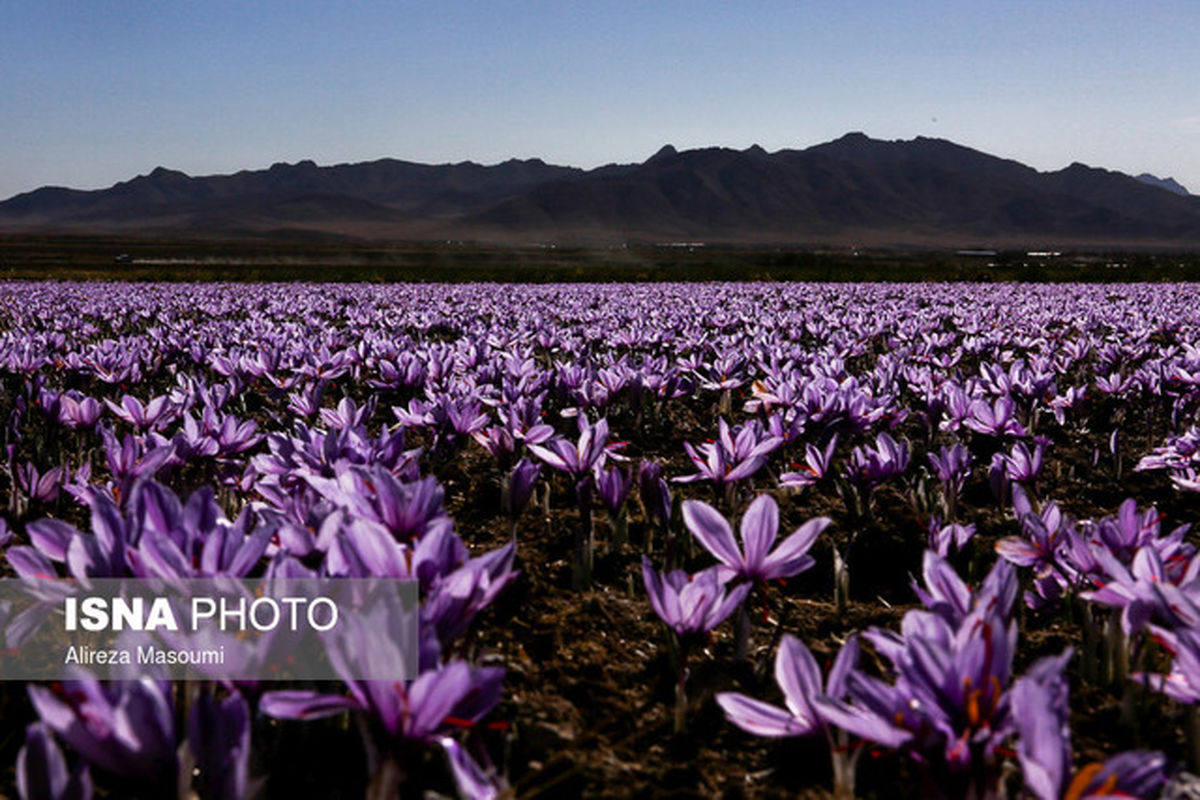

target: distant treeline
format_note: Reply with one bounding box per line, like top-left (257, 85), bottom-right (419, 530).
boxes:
top-left (3, 235), bottom-right (1200, 282)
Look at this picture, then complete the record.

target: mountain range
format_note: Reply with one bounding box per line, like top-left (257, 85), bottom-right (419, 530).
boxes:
top-left (2, 133), bottom-right (1199, 248)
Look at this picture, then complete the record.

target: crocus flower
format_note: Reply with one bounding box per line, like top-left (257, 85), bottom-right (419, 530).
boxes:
top-left (305, 468), bottom-right (452, 545)
top-left (779, 435), bottom-right (838, 489)
top-left (683, 495), bottom-right (828, 584)
top-left (927, 518), bottom-right (976, 558)
top-left (675, 418), bottom-right (781, 486)
top-left (17, 723), bottom-right (92, 800)
top-left (716, 633), bottom-right (858, 738)
top-left (57, 393), bottom-right (103, 430)
top-left (319, 395), bottom-right (375, 430)
top-left (641, 556), bottom-right (750, 638)
top-left (1001, 440), bottom-right (1045, 485)
top-left (844, 432), bottom-right (909, 488)
top-left (638, 460), bottom-right (672, 530)
top-left (260, 660), bottom-right (505, 743)
top-left (99, 427), bottom-right (175, 504)
top-left (503, 458), bottom-right (541, 519)
top-left (817, 555), bottom-right (1021, 790)
top-left (994, 487), bottom-right (1075, 609)
top-left (103, 394), bottom-right (175, 432)
top-left (28, 679), bottom-right (177, 786)
top-left (594, 464), bottom-right (632, 515)
top-left (962, 396), bottom-right (1026, 438)
top-left (717, 633), bottom-right (866, 796)
top-left (928, 443), bottom-right (972, 497)
top-left (1135, 625), bottom-right (1200, 704)
top-left (17, 463), bottom-right (65, 504)
top-left (911, 550), bottom-right (1017, 627)
top-left (527, 416), bottom-right (613, 479)
top-left (422, 541), bottom-right (519, 650)
top-left (1012, 649), bottom-right (1166, 800)
top-left (187, 688), bottom-right (251, 800)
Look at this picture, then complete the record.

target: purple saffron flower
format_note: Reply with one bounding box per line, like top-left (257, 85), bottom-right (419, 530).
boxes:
top-left (817, 556), bottom-right (1021, 784)
top-left (260, 660), bottom-right (505, 742)
top-left (306, 468), bottom-right (452, 545)
top-left (124, 486), bottom-right (270, 579)
top-left (927, 517), bottom-right (976, 558)
top-left (187, 688), bottom-right (251, 800)
top-left (1135, 626), bottom-right (1200, 704)
top-left (594, 464), bottom-right (632, 515)
top-left (99, 427), bottom-right (174, 503)
top-left (928, 443), bottom-right (972, 496)
top-left (641, 556), bottom-right (750, 637)
top-left (716, 633), bottom-right (859, 737)
top-left (503, 458), bottom-right (541, 519)
top-left (103, 394), bottom-right (175, 432)
top-left (994, 488), bottom-right (1074, 611)
top-left (638, 460), bottom-right (672, 529)
top-left (319, 395), bottom-right (375, 430)
top-left (1012, 649), bottom-right (1167, 800)
top-left (17, 463), bottom-right (65, 504)
top-left (527, 416), bottom-right (613, 478)
top-left (911, 550), bottom-right (1017, 627)
top-left (962, 396), bottom-right (1027, 438)
top-left (28, 679), bottom-right (177, 785)
top-left (683, 495), bottom-right (828, 584)
top-left (17, 722), bottom-right (93, 800)
top-left (845, 432), bottom-right (909, 488)
top-left (422, 541), bottom-right (519, 649)
top-left (676, 418), bottom-right (781, 486)
top-left (779, 435), bottom-right (838, 489)
top-left (57, 393), bottom-right (103, 431)
top-left (1001, 440), bottom-right (1045, 484)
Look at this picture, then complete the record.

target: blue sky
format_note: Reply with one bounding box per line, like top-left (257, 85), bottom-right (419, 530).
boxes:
top-left (3, 1), bottom-right (1199, 200)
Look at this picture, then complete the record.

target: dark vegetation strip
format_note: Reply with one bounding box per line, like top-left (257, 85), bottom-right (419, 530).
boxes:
top-left (3, 234), bottom-right (1200, 282)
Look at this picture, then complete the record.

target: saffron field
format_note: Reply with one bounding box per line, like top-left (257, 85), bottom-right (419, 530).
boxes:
top-left (3, 281), bottom-right (1200, 798)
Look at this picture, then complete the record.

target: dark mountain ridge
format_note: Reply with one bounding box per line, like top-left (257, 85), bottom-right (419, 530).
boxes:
top-left (4, 134), bottom-right (1200, 247)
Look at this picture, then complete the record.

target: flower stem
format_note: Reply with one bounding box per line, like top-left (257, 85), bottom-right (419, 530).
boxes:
top-left (674, 649), bottom-right (690, 736)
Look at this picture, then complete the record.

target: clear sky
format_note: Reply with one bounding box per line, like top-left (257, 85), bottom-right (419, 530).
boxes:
top-left (3, 1), bottom-right (1199, 200)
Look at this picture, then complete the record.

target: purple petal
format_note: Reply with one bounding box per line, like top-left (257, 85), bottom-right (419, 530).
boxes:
top-left (8, 546), bottom-right (59, 580)
top-left (1010, 678), bottom-right (1068, 800)
top-left (682, 501), bottom-right (741, 570)
top-left (775, 634), bottom-right (821, 723)
top-left (725, 454), bottom-right (767, 482)
top-left (825, 635), bottom-right (861, 699)
top-left (258, 691), bottom-right (358, 721)
top-left (440, 737), bottom-right (503, 800)
top-left (716, 692), bottom-right (812, 737)
top-left (994, 537), bottom-right (1042, 568)
top-left (26, 520), bottom-right (78, 562)
top-left (761, 517), bottom-right (829, 579)
top-left (17, 722), bottom-right (92, 800)
top-left (738, 495), bottom-right (778, 571)
top-left (814, 696), bottom-right (912, 749)
top-left (704, 581), bottom-right (751, 632)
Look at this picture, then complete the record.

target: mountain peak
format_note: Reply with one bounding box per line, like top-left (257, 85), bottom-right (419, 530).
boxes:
top-left (1136, 173), bottom-right (1191, 196)
top-left (147, 166), bottom-right (188, 180)
top-left (268, 159), bottom-right (318, 172)
top-left (646, 144), bottom-right (678, 163)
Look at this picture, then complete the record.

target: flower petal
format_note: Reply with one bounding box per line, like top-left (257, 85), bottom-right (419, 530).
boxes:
top-left (716, 692), bottom-right (812, 737)
top-left (682, 501), bottom-right (741, 570)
